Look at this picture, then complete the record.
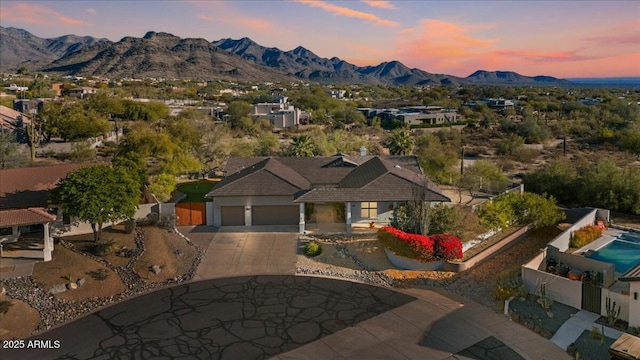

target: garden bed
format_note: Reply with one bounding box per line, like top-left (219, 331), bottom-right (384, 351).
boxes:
top-left (509, 294), bottom-right (579, 339)
top-left (0, 297), bottom-right (39, 340)
top-left (134, 226), bottom-right (197, 282)
top-left (568, 329), bottom-right (615, 360)
top-left (32, 246), bottom-right (125, 302)
top-left (62, 224), bottom-right (137, 268)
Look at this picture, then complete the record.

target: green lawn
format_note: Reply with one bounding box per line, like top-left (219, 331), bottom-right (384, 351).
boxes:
top-left (176, 180), bottom-right (219, 202)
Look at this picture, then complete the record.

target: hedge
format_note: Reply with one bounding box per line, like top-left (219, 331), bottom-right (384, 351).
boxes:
top-left (377, 226), bottom-right (463, 262)
top-left (570, 225), bottom-right (603, 248)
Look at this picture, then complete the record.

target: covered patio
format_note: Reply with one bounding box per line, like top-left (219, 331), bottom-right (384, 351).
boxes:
top-left (0, 208), bottom-right (56, 262)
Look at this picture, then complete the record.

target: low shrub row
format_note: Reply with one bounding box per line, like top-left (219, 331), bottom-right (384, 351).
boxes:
top-left (377, 226), bottom-right (462, 262)
top-left (570, 225), bottom-right (603, 248)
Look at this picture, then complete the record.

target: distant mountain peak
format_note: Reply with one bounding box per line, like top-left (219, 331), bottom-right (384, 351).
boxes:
top-left (143, 31), bottom-right (179, 40)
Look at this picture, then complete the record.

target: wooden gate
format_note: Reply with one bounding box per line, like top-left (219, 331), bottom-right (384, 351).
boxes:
top-left (175, 202), bottom-right (206, 226)
top-left (582, 281), bottom-right (602, 314)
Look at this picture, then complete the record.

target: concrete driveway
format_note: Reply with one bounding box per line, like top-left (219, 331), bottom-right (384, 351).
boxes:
top-left (194, 228), bottom-right (298, 281)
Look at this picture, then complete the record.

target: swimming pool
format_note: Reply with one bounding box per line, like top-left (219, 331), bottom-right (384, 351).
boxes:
top-left (587, 238), bottom-right (640, 274)
top-left (618, 232), bottom-right (640, 244)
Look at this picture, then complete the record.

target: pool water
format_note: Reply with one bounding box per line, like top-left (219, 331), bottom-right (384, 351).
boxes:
top-left (587, 240), bottom-right (640, 274)
top-left (618, 232), bottom-right (640, 244)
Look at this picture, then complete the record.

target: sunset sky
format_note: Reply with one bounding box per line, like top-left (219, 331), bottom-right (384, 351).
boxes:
top-left (1, 0), bottom-right (638, 78)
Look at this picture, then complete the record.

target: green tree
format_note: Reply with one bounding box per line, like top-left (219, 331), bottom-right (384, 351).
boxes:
top-left (386, 128), bottom-right (415, 155)
top-left (288, 135), bottom-right (315, 157)
top-left (460, 160), bottom-right (508, 197)
top-left (148, 172), bottom-right (177, 202)
top-left (0, 132), bottom-right (28, 168)
top-left (51, 165), bottom-right (141, 242)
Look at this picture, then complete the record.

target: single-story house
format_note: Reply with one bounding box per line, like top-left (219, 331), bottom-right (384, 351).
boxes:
top-left (206, 154), bottom-right (450, 233)
top-left (0, 163), bottom-right (87, 261)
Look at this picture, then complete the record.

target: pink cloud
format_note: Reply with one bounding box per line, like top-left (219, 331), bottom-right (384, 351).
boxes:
top-left (0, 3), bottom-right (87, 26)
top-left (295, 0), bottom-right (398, 27)
top-left (223, 17), bottom-right (275, 32)
top-left (86, 8), bottom-right (96, 16)
top-left (362, 0), bottom-right (395, 10)
top-left (392, 18), bottom-right (636, 77)
top-left (197, 14), bottom-right (215, 22)
top-left (582, 21), bottom-right (640, 46)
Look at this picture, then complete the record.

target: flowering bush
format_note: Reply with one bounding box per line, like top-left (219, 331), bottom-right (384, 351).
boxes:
top-left (570, 225), bottom-right (603, 248)
top-left (377, 226), bottom-right (463, 262)
top-left (432, 234), bottom-right (463, 260)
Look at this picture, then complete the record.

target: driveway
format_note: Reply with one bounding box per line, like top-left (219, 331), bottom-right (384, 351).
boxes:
top-left (7, 276), bottom-right (414, 360)
top-left (193, 228), bottom-right (298, 281)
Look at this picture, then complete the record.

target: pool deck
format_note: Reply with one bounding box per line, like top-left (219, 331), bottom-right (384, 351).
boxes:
top-left (575, 227), bottom-right (626, 254)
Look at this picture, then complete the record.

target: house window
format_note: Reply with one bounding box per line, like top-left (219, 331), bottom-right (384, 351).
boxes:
top-left (360, 202), bottom-right (377, 219)
top-left (63, 213), bottom-right (71, 225)
top-left (0, 227), bottom-right (12, 236)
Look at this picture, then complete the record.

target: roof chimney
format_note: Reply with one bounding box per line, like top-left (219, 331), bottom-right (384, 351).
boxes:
top-left (359, 146), bottom-right (367, 157)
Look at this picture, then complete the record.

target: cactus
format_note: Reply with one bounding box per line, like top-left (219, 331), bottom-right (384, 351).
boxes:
top-left (606, 297), bottom-right (621, 326)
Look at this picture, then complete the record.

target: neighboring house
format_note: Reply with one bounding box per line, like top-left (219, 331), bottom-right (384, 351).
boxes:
top-left (68, 86), bottom-right (96, 99)
top-left (4, 84), bottom-right (28, 92)
top-left (0, 105), bottom-right (31, 140)
top-left (0, 164), bottom-right (85, 261)
top-left (250, 96), bottom-right (310, 128)
top-left (358, 106), bottom-right (458, 126)
top-left (206, 154), bottom-right (450, 233)
top-left (13, 99), bottom-right (44, 115)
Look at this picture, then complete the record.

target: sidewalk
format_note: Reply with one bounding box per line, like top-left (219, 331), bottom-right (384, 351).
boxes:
top-left (551, 310), bottom-right (624, 350)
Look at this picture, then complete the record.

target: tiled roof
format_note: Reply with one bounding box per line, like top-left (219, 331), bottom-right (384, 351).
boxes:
top-left (212, 155), bottom-right (449, 203)
top-left (0, 207), bottom-right (56, 227)
top-left (0, 163), bottom-right (86, 209)
top-left (0, 105), bottom-right (31, 130)
top-left (223, 155), bottom-right (424, 185)
top-left (209, 158), bottom-right (311, 197)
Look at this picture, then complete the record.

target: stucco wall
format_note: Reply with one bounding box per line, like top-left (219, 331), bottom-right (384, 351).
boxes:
top-left (522, 266), bottom-right (582, 309)
top-left (601, 288), bottom-right (630, 323)
top-left (629, 282), bottom-right (640, 327)
top-left (548, 209), bottom-right (597, 251)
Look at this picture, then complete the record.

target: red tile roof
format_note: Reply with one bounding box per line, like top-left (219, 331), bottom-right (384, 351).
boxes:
top-left (0, 163), bottom-right (86, 209)
top-left (0, 208), bottom-right (56, 227)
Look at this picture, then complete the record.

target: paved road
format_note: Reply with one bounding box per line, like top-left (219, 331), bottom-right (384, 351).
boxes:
top-left (3, 276), bottom-right (415, 360)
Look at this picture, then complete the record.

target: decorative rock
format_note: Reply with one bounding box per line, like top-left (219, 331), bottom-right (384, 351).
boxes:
top-left (77, 278), bottom-right (86, 287)
top-left (49, 284), bottom-right (67, 294)
top-left (175, 249), bottom-right (183, 256)
top-left (151, 265), bottom-right (162, 274)
top-left (547, 311), bottom-right (554, 319)
top-left (67, 282), bottom-right (78, 290)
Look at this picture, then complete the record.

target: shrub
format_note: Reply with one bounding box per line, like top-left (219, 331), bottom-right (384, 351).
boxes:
top-left (304, 241), bottom-right (322, 257)
top-left (493, 268), bottom-right (525, 301)
top-left (570, 225), bottom-right (603, 248)
top-left (124, 219), bottom-right (136, 234)
top-left (432, 234), bottom-right (463, 260)
top-left (0, 300), bottom-right (13, 315)
top-left (91, 238), bottom-right (117, 256)
top-left (377, 226), bottom-right (420, 259)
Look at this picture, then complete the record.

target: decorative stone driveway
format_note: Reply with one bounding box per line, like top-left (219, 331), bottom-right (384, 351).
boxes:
top-left (6, 275), bottom-right (415, 360)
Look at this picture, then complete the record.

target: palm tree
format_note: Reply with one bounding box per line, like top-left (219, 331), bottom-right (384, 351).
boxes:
top-left (289, 135), bottom-right (315, 157)
top-left (386, 129), bottom-right (415, 155)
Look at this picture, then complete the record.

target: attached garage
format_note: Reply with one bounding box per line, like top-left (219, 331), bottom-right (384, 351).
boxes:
top-left (252, 205), bottom-right (299, 226)
top-left (221, 206), bottom-right (244, 226)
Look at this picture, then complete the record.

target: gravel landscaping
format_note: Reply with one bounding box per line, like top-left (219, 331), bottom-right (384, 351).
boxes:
top-left (569, 330), bottom-right (615, 360)
top-left (0, 225), bottom-right (204, 338)
top-left (509, 294), bottom-right (579, 338)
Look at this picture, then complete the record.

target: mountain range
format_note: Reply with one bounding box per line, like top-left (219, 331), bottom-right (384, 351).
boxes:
top-left (0, 27), bottom-right (570, 86)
